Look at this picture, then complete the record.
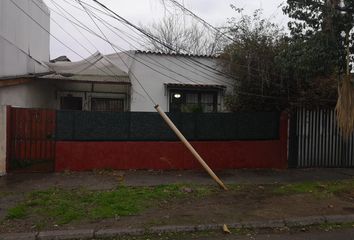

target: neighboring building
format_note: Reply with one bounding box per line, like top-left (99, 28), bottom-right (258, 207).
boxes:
top-left (0, 0), bottom-right (50, 77)
top-left (0, 0), bottom-right (50, 175)
top-left (0, 0), bottom-right (50, 108)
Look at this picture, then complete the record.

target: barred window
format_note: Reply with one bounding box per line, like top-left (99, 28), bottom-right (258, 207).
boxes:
top-left (170, 90), bottom-right (217, 113)
top-left (91, 98), bottom-right (124, 112)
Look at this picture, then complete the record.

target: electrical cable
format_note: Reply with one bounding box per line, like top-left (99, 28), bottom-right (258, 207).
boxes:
top-left (49, 1), bottom-right (215, 87)
top-left (39, 0), bottom-right (119, 77)
top-left (0, 34), bottom-right (51, 70)
top-left (84, 6), bottom-right (235, 87)
top-left (162, 0), bottom-right (235, 42)
top-left (76, 0), bottom-right (158, 106)
top-left (47, 1), bottom-right (307, 102)
top-left (41, 0), bottom-right (336, 103)
top-left (8, 0), bottom-right (115, 78)
top-left (89, 0), bottom-right (240, 81)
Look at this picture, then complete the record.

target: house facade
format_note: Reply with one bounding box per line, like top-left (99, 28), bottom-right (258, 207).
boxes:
top-left (0, 1), bottom-right (233, 113)
top-left (39, 51), bottom-right (233, 113)
top-left (0, 0), bottom-right (234, 175)
top-left (127, 51), bottom-right (233, 113)
top-left (1, 51), bottom-right (234, 113)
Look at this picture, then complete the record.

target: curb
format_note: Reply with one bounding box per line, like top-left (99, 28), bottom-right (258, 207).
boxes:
top-left (1, 214), bottom-right (354, 240)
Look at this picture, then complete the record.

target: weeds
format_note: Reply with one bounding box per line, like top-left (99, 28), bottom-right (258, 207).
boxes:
top-left (273, 179), bottom-right (354, 198)
top-left (5, 184), bottom-right (213, 225)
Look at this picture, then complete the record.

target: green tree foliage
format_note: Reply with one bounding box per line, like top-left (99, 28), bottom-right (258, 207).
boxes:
top-left (223, 1), bottom-right (354, 111)
top-left (283, 0), bottom-right (354, 74)
top-left (221, 9), bottom-right (292, 111)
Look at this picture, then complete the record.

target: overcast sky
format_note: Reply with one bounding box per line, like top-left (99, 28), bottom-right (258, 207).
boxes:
top-left (43, 0), bottom-right (288, 61)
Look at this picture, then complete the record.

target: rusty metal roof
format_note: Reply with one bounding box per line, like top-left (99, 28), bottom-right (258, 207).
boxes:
top-left (165, 83), bottom-right (226, 89)
top-left (135, 50), bottom-right (218, 58)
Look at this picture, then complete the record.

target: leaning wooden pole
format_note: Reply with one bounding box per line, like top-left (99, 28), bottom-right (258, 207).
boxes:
top-left (336, 30), bottom-right (354, 139)
top-left (155, 105), bottom-right (228, 190)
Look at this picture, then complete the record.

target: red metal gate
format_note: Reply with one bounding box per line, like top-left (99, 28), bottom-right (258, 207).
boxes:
top-left (7, 107), bottom-right (56, 172)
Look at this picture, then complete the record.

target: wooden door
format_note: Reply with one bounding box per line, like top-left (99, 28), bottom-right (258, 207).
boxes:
top-left (7, 107), bottom-right (56, 172)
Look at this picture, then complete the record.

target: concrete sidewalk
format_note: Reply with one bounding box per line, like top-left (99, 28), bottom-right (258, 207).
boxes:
top-left (1, 214), bottom-right (354, 240)
top-left (1, 168), bottom-right (354, 192)
top-left (1, 169), bottom-right (354, 239)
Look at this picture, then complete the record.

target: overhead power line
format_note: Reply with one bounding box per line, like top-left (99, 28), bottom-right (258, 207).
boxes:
top-left (161, 0), bottom-right (234, 42)
top-left (62, 0), bottom-right (235, 86)
top-left (8, 0), bottom-right (115, 77)
top-left (65, 0), bottom-right (283, 83)
top-left (14, 0), bottom-right (332, 103)
top-left (49, 0), bottom-right (234, 89)
top-left (62, 0), bottom-right (273, 85)
top-left (44, 1), bottom-right (192, 86)
top-left (0, 34), bottom-right (50, 69)
top-left (90, 0), bottom-right (239, 82)
top-left (83, 5), bottom-right (234, 87)
top-left (77, 0), bottom-right (157, 106)
top-left (47, 1), bottom-right (287, 102)
top-left (60, 0), bottom-right (301, 101)
top-left (42, 0), bottom-right (119, 77)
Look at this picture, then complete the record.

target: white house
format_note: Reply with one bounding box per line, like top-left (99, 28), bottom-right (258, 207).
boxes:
top-left (122, 51), bottom-right (233, 113)
top-left (0, 0), bottom-right (234, 175)
top-left (0, 50), bottom-right (234, 175)
top-left (35, 50), bottom-right (234, 113)
top-left (0, 0), bottom-right (233, 113)
top-left (1, 51), bottom-right (233, 113)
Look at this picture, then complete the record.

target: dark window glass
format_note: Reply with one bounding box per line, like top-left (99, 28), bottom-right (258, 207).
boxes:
top-left (60, 96), bottom-right (82, 111)
top-left (201, 93), bottom-right (214, 113)
top-left (170, 90), bottom-right (217, 113)
top-left (91, 98), bottom-right (124, 112)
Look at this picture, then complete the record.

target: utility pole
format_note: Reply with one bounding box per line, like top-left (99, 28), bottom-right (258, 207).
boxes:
top-left (335, 0), bottom-right (354, 139)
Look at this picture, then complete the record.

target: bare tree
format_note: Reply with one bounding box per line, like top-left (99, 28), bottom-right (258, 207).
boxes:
top-left (141, 15), bottom-right (226, 55)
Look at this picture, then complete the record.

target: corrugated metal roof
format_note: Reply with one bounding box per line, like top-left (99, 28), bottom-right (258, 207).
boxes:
top-left (0, 72), bottom-right (53, 81)
top-left (135, 50), bottom-right (218, 58)
top-left (165, 83), bottom-right (226, 89)
top-left (42, 52), bottom-right (131, 84)
top-left (39, 73), bottom-right (131, 84)
top-left (46, 52), bottom-right (128, 76)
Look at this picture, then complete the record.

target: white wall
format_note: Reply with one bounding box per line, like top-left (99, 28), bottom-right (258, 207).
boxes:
top-left (0, 105), bottom-right (6, 175)
top-left (128, 53), bottom-right (234, 112)
top-left (0, 80), bottom-right (56, 108)
top-left (0, 79), bottom-right (130, 110)
top-left (0, 0), bottom-right (50, 77)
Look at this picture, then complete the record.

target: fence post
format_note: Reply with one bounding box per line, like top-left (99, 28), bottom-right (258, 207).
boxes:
top-left (0, 105), bottom-right (7, 176)
top-left (279, 111), bottom-right (289, 169)
top-left (288, 110), bottom-right (299, 168)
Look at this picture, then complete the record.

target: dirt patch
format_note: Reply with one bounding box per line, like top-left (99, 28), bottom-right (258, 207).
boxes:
top-left (1, 183), bottom-right (354, 234)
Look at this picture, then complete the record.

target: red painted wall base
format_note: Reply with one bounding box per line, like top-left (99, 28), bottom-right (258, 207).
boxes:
top-left (55, 140), bottom-right (286, 171)
top-left (55, 113), bottom-right (288, 171)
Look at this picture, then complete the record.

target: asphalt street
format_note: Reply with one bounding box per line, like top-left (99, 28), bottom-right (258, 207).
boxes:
top-left (187, 228), bottom-right (354, 240)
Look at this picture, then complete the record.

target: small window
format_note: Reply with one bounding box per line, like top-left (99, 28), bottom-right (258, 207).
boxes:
top-left (201, 93), bottom-right (214, 113)
top-left (186, 93), bottom-right (198, 105)
top-left (170, 90), bottom-right (217, 113)
top-left (60, 96), bottom-right (82, 111)
top-left (91, 98), bottom-right (124, 112)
